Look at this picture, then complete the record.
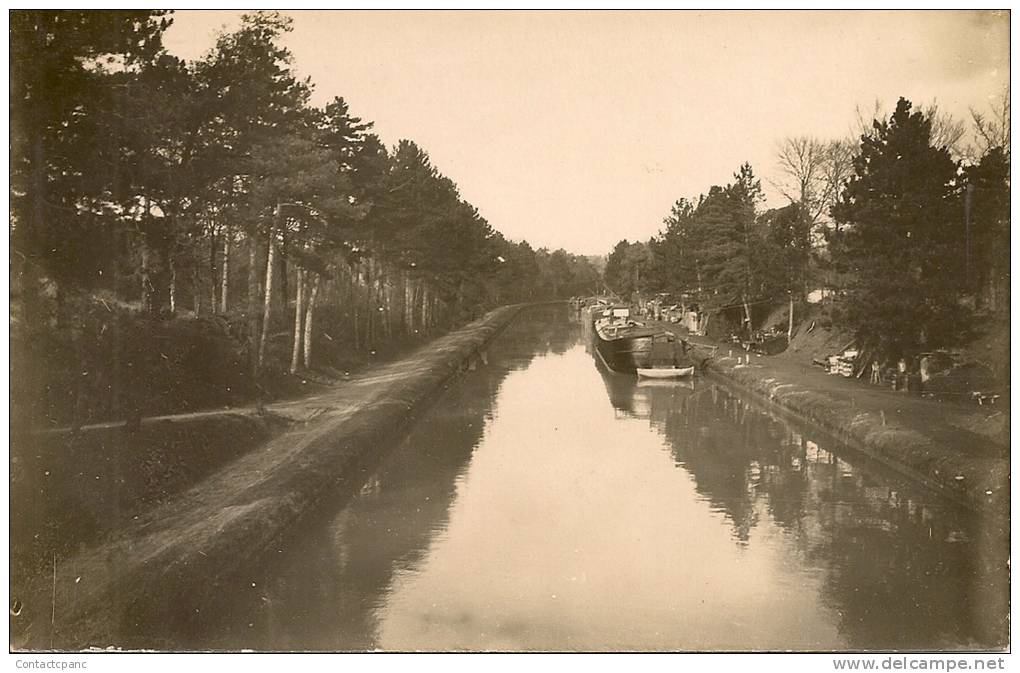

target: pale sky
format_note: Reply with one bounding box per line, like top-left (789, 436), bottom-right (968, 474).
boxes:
top-left (163, 10), bottom-right (1009, 255)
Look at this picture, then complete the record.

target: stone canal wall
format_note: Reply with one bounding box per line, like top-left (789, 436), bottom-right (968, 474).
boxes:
top-left (700, 351), bottom-right (1008, 516)
top-left (13, 304), bottom-right (527, 650)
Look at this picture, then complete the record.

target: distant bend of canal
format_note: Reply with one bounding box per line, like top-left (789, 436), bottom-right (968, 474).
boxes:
top-left (157, 304), bottom-right (1008, 651)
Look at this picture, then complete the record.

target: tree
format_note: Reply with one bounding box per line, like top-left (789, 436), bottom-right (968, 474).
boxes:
top-left (10, 11), bottom-right (172, 315)
top-left (970, 88), bottom-right (1010, 159)
top-left (962, 147), bottom-right (1009, 310)
top-left (772, 137), bottom-right (830, 226)
top-left (648, 198), bottom-right (701, 298)
top-left (603, 240), bottom-right (652, 298)
top-left (831, 97), bottom-right (964, 358)
top-left (698, 163), bottom-right (762, 332)
top-left (198, 11), bottom-right (315, 376)
top-left (247, 125), bottom-right (344, 369)
top-left (110, 50), bottom-right (217, 316)
top-left (492, 239), bottom-right (542, 302)
top-left (854, 98), bottom-right (970, 160)
top-left (10, 9), bottom-right (603, 433)
top-left (757, 202), bottom-right (811, 297)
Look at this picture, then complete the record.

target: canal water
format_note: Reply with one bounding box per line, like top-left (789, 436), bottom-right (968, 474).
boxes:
top-left (171, 304), bottom-right (1007, 651)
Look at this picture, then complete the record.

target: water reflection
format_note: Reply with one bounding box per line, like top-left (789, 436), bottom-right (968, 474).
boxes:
top-left (163, 306), bottom-right (1006, 651)
top-left (594, 364), bottom-right (1008, 650)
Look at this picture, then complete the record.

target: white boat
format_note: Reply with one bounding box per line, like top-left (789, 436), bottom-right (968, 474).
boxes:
top-left (637, 377), bottom-right (695, 391)
top-left (636, 365), bottom-right (695, 379)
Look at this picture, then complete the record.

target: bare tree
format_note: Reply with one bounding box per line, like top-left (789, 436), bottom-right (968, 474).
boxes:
top-left (854, 98), bottom-right (971, 160)
top-left (852, 99), bottom-right (886, 139)
top-left (923, 102), bottom-right (969, 160)
top-left (971, 87), bottom-right (1010, 157)
top-left (772, 136), bottom-right (828, 224)
top-left (818, 138), bottom-right (855, 226)
top-left (772, 136), bottom-right (855, 229)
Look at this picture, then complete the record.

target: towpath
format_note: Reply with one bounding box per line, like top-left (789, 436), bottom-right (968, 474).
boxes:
top-left (12, 306), bottom-right (520, 650)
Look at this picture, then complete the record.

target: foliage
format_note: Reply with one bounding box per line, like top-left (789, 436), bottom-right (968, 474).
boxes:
top-left (10, 10), bottom-right (595, 428)
top-left (604, 240), bottom-right (652, 297)
top-left (830, 98), bottom-right (965, 357)
top-left (10, 10), bottom-right (172, 292)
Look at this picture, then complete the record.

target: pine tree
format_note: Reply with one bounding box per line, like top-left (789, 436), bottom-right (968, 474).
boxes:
top-left (962, 147), bottom-right (1009, 311)
top-left (831, 97), bottom-right (963, 357)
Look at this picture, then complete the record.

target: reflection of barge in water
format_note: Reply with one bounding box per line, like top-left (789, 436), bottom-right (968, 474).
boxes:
top-left (594, 355), bottom-right (695, 420)
top-left (592, 306), bottom-right (695, 375)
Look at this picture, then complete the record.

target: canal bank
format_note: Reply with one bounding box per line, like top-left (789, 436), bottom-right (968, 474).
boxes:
top-left (673, 332), bottom-right (1009, 515)
top-left (12, 304), bottom-right (527, 650)
top-left (136, 305), bottom-right (1006, 651)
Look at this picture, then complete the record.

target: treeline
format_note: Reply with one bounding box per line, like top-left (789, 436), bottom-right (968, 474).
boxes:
top-left (11, 11), bottom-right (597, 426)
top-left (606, 96), bottom-right (1009, 361)
top-left (605, 163), bottom-right (809, 331)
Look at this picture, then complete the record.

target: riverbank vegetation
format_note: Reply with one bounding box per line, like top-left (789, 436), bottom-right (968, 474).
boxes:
top-left (606, 95), bottom-right (1009, 378)
top-left (10, 11), bottom-right (599, 429)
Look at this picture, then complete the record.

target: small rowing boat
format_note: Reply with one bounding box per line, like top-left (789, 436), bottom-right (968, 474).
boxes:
top-left (636, 365), bottom-right (695, 379)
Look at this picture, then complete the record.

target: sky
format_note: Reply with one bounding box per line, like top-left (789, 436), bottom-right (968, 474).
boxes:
top-left (163, 10), bottom-right (1009, 256)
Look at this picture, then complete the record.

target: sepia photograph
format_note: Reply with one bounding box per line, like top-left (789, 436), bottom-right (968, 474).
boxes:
top-left (7, 7), bottom-right (1012, 661)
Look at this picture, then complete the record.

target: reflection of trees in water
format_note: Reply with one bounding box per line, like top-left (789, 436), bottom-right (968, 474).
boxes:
top-left (319, 373), bottom-right (499, 650)
top-left (595, 369), bottom-right (1008, 649)
top-left (261, 314), bottom-right (569, 650)
top-left (494, 304), bottom-right (579, 364)
top-left (171, 305), bottom-right (579, 650)
top-left (596, 369), bottom-right (761, 542)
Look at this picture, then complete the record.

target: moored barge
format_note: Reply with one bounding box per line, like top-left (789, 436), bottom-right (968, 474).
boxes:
top-left (592, 307), bottom-right (694, 374)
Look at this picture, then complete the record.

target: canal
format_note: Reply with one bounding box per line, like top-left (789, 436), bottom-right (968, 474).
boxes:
top-left (161, 304), bottom-right (1007, 651)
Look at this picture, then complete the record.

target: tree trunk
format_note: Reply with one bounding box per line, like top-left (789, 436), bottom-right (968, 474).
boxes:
top-left (290, 268), bottom-right (305, 374)
top-left (168, 254), bottom-right (177, 317)
top-left (279, 241), bottom-right (289, 318)
top-left (384, 270), bottom-right (393, 339)
top-left (365, 260), bottom-right (374, 344)
top-left (404, 274), bottom-right (413, 335)
top-left (247, 232), bottom-right (260, 379)
top-left (209, 224), bottom-right (218, 313)
top-left (303, 275), bottom-right (320, 369)
top-left (422, 284), bottom-right (430, 329)
top-left (193, 266), bottom-right (202, 316)
top-left (258, 218), bottom-right (278, 369)
top-left (221, 228), bottom-right (230, 313)
top-left (409, 279), bottom-right (419, 333)
top-left (742, 295), bottom-right (753, 336)
top-left (353, 304), bottom-right (360, 350)
top-left (788, 294), bottom-right (794, 343)
top-left (140, 241), bottom-right (153, 314)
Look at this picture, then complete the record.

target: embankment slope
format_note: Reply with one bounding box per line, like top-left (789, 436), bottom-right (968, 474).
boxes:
top-left (12, 305), bottom-right (524, 650)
